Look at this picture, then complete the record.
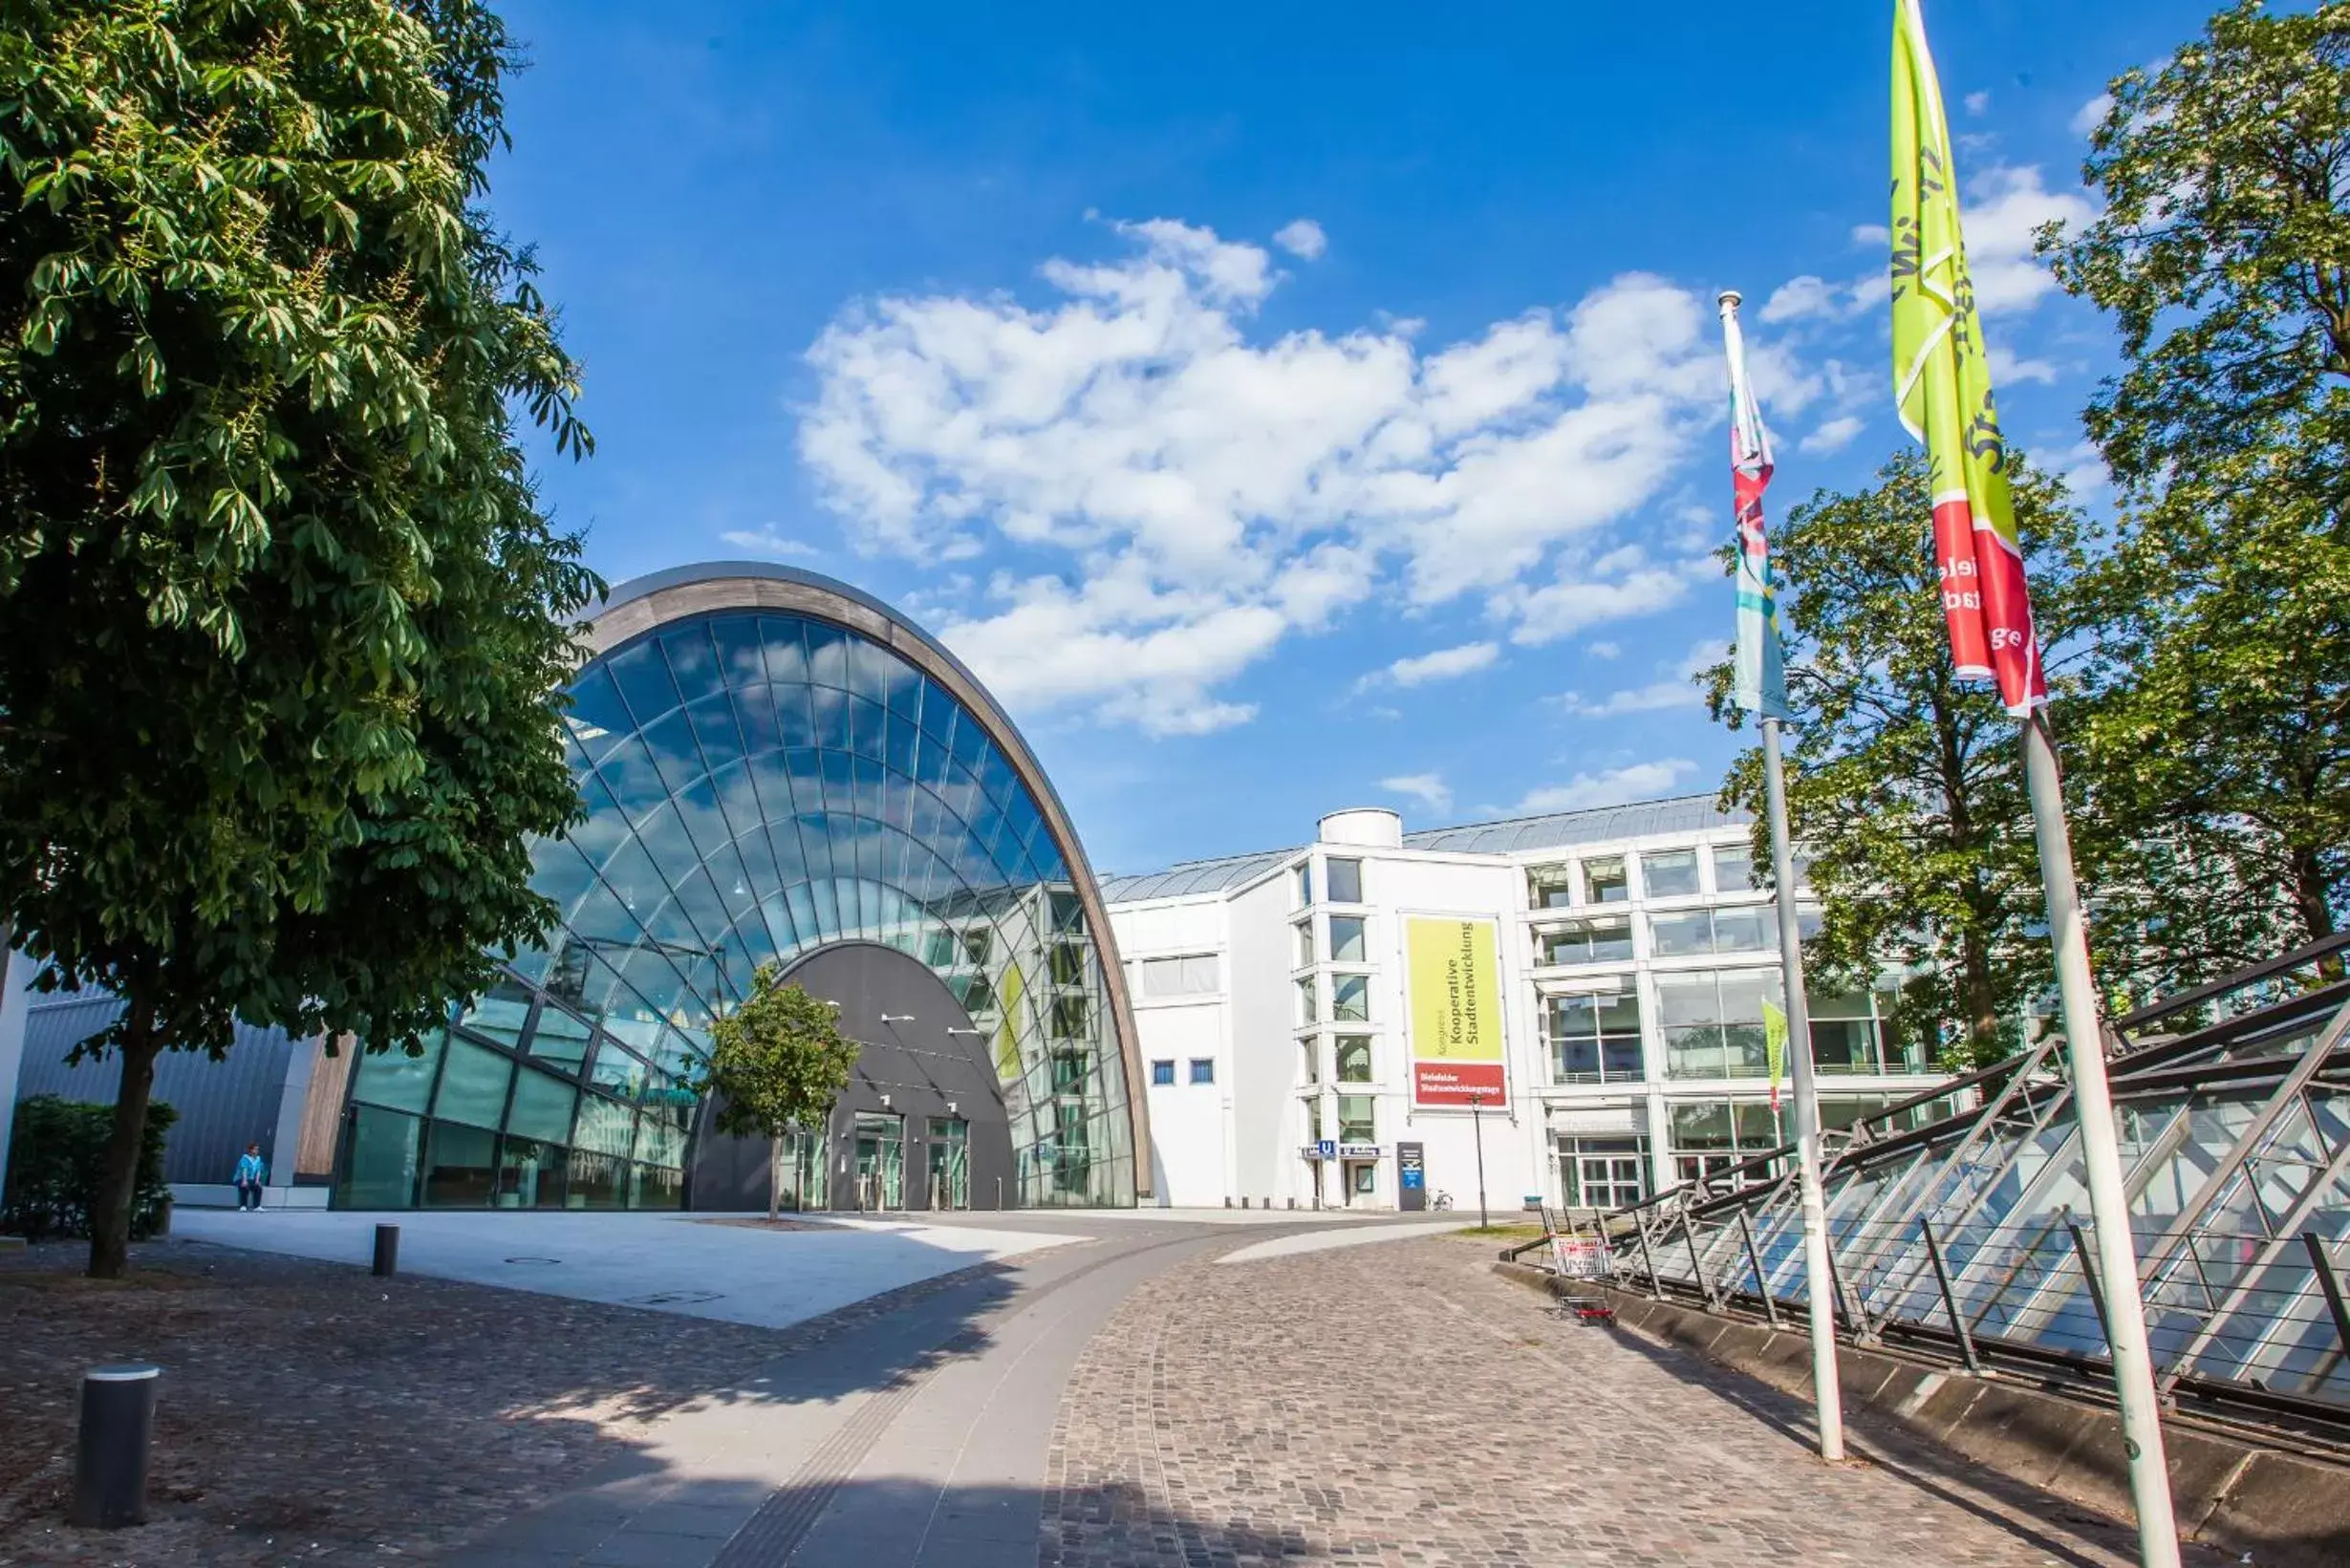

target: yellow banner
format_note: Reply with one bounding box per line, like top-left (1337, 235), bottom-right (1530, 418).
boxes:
top-left (1406, 916), bottom-right (1505, 1106)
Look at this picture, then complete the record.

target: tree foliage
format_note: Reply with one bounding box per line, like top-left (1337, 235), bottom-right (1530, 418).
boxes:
top-left (2043, 0), bottom-right (2350, 954)
top-left (0, 0), bottom-right (597, 1275)
top-left (700, 965), bottom-right (859, 1221)
top-left (1703, 451), bottom-right (2109, 1069)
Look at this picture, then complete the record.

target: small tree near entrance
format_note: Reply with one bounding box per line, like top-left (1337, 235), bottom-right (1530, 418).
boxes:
top-left (700, 966), bottom-right (859, 1220)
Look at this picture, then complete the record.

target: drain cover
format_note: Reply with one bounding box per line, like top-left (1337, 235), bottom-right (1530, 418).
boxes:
top-left (503, 1256), bottom-right (561, 1265)
top-left (627, 1289), bottom-right (722, 1305)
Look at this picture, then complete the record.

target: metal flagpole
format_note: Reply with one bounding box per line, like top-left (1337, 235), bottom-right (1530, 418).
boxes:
top-left (2021, 710), bottom-right (2181, 1565)
top-left (1761, 713), bottom-right (1846, 1462)
top-left (1718, 289), bottom-right (1844, 1463)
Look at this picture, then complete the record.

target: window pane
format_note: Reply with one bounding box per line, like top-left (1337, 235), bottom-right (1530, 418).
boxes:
top-left (1335, 1036), bottom-right (1373, 1083)
top-left (1295, 921), bottom-right (1316, 967)
top-left (1329, 915), bottom-right (1367, 962)
top-left (433, 1037), bottom-right (514, 1130)
top-left (1297, 976), bottom-right (1318, 1025)
top-left (1294, 862), bottom-right (1313, 906)
top-left (507, 1068), bottom-right (579, 1144)
top-left (1584, 856), bottom-right (1628, 904)
top-left (422, 1121), bottom-right (497, 1207)
top-left (1182, 955), bottom-right (1219, 992)
top-left (458, 977), bottom-right (534, 1051)
top-left (1711, 906), bottom-right (1771, 952)
top-left (1152, 1060), bottom-right (1175, 1085)
top-left (1188, 1059), bottom-right (1215, 1085)
top-left (1528, 865), bottom-right (1573, 909)
top-left (1654, 973), bottom-right (1723, 1027)
top-left (1326, 858), bottom-right (1363, 904)
top-left (1643, 849), bottom-right (1700, 898)
top-left (1337, 1095), bottom-right (1375, 1142)
top-left (1649, 911), bottom-right (1714, 957)
top-left (1330, 973), bottom-right (1369, 1021)
top-left (352, 1033), bottom-right (444, 1114)
top-left (1714, 843), bottom-right (1756, 892)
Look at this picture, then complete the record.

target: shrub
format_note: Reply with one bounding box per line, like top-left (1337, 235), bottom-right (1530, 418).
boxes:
top-left (1, 1095), bottom-right (177, 1242)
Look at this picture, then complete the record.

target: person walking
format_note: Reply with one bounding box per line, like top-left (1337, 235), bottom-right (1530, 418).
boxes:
top-left (233, 1144), bottom-right (268, 1212)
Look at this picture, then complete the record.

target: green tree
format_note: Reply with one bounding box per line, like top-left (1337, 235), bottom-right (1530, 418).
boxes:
top-left (1702, 451), bottom-right (2108, 1069)
top-left (700, 966), bottom-right (860, 1221)
top-left (2042, 0), bottom-right (2350, 954)
top-left (0, 0), bottom-right (595, 1276)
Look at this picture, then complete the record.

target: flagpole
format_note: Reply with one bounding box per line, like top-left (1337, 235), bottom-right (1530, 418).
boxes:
top-left (1719, 290), bottom-right (1844, 1464)
top-left (2021, 711), bottom-right (2181, 1566)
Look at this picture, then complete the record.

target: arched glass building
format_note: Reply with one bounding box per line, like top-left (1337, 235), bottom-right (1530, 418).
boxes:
top-left (333, 564), bottom-right (1146, 1210)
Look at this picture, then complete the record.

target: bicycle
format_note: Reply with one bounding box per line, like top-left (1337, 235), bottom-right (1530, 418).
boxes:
top-left (1430, 1190), bottom-right (1455, 1211)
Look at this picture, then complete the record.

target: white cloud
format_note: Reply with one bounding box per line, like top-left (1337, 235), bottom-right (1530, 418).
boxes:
top-left (1272, 218), bottom-right (1327, 260)
top-left (2071, 92), bottom-right (2113, 137)
top-left (1761, 275), bottom-right (1841, 325)
top-left (1962, 165), bottom-right (2097, 314)
top-left (801, 221), bottom-right (1781, 731)
top-left (1557, 639), bottom-right (1723, 718)
top-left (1851, 224), bottom-right (1891, 247)
top-left (1799, 415), bottom-right (1866, 457)
top-left (1986, 344), bottom-right (2059, 386)
top-left (720, 526), bottom-right (820, 557)
top-left (1362, 640), bottom-right (1499, 692)
top-left (1586, 640), bottom-right (1621, 661)
top-left (1379, 772), bottom-right (1453, 814)
top-left (1512, 759), bottom-right (1698, 813)
top-left (1964, 90), bottom-right (1992, 117)
top-left (2053, 439), bottom-right (2112, 499)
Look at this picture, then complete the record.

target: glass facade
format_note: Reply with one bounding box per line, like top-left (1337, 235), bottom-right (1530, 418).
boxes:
top-left (335, 596), bottom-right (1137, 1209)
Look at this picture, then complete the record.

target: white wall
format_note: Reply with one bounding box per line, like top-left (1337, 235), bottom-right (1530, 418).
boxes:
top-left (1225, 869), bottom-right (1296, 1204)
top-left (1110, 895), bottom-right (1235, 1208)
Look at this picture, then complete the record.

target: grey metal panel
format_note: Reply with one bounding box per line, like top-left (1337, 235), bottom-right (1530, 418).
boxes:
top-left (13, 998), bottom-right (307, 1184)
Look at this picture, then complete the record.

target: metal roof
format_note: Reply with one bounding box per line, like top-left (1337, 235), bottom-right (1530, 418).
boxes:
top-left (1099, 793), bottom-right (1748, 904)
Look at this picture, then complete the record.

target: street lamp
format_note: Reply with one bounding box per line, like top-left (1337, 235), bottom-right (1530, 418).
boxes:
top-left (1468, 1091), bottom-right (1489, 1231)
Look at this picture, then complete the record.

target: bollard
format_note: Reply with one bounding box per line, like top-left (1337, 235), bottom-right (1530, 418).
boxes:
top-left (372, 1223), bottom-right (399, 1278)
top-left (70, 1363), bottom-right (159, 1528)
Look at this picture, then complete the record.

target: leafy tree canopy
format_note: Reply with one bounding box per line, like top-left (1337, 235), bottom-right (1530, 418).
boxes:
top-left (0, 0), bottom-right (596, 1274)
top-left (2044, 0), bottom-right (2350, 952)
top-left (700, 965), bottom-right (860, 1220)
top-left (1704, 451), bottom-right (2109, 1069)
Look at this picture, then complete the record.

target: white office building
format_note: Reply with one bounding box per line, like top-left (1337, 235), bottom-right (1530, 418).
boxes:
top-left (1102, 795), bottom-right (1960, 1214)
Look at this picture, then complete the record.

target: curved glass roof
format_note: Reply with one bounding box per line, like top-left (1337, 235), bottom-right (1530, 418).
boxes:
top-left (1100, 794), bottom-right (1748, 903)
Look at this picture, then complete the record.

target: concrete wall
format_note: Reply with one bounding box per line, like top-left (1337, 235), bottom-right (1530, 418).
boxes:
top-left (1110, 894), bottom-right (1233, 1207)
top-left (1227, 868), bottom-right (1295, 1204)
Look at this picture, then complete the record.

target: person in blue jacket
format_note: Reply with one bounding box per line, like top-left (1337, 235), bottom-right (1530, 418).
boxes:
top-left (232, 1144), bottom-right (267, 1212)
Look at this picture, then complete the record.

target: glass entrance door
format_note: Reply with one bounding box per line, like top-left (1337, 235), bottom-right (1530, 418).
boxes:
top-left (853, 1112), bottom-right (904, 1211)
top-left (926, 1117), bottom-right (969, 1210)
top-left (773, 1128), bottom-right (824, 1211)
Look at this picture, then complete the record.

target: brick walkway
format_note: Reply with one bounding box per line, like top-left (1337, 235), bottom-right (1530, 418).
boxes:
top-left (1043, 1233), bottom-right (2204, 1568)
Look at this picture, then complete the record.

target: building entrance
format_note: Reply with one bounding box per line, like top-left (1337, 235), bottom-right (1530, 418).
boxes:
top-left (1341, 1159), bottom-right (1377, 1207)
top-left (853, 1112), bottom-right (904, 1210)
top-left (927, 1117), bottom-right (969, 1209)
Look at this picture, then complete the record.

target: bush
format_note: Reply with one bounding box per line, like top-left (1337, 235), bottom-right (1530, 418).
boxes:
top-left (1, 1095), bottom-right (177, 1242)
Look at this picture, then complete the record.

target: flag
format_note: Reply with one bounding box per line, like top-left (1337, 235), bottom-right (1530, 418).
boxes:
top-left (1890, 0), bottom-right (2046, 715)
top-left (1762, 999), bottom-right (1789, 1112)
top-left (1722, 297), bottom-right (1789, 719)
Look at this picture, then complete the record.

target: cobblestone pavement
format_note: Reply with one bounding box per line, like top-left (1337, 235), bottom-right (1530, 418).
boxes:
top-left (0, 1236), bottom-right (988, 1567)
top-left (1043, 1233), bottom-right (2214, 1568)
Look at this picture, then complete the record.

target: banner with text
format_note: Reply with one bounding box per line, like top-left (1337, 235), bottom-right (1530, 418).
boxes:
top-left (1407, 915), bottom-right (1507, 1107)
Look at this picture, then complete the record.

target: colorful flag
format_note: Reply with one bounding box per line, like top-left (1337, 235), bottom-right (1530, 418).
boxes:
top-left (1890, 0), bottom-right (2046, 715)
top-left (1762, 999), bottom-right (1789, 1111)
top-left (1721, 297), bottom-right (1788, 720)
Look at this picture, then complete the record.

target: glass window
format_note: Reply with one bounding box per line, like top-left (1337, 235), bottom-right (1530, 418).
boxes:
top-left (1295, 920), bottom-right (1316, 968)
top-left (1294, 861), bottom-right (1313, 907)
top-left (1338, 1095), bottom-right (1375, 1143)
top-left (506, 1068), bottom-right (578, 1144)
top-left (1328, 914), bottom-right (1367, 962)
top-left (1050, 996), bottom-right (1089, 1040)
top-left (1714, 843), bottom-right (1757, 892)
top-left (1659, 970), bottom-right (1783, 1080)
top-left (339, 1105), bottom-right (421, 1208)
top-left (1142, 955), bottom-right (1218, 997)
top-left (1335, 1035), bottom-right (1373, 1084)
top-left (1649, 910), bottom-right (1714, 957)
top-left (1546, 991), bottom-right (1645, 1084)
top-left (1811, 989), bottom-right (1894, 1075)
top-left (1669, 1099), bottom-right (1789, 1188)
top-left (352, 1033), bottom-right (445, 1115)
top-left (1304, 1097), bottom-right (1323, 1142)
top-left (1189, 1058), bottom-right (1215, 1085)
top-left (457, 977), bottom-right (535, 1051)
top-left (1151, 1059), bottom-right (1175, 1086)
top-left (1583, 856), bottom-right (1628, 904)
top-left (1711, 905), bottom-right (1772, 952)
top-left (1330, 972), bottom-right (1369, 1022)
top-left (1643, 848), bottom-right (1700, 898)
top-left (1558, 1134), bottom-right (1650, 1210)
top-left (1540, 916), bottom-right (1632, 966)
top-left (1326, 858), bottom-right (1364, 904)
top-left (527, 1003), bottom-right (593, 1073)
top-left (1297, 976), bottom-right (1318, 1026)
top-left (432, 1036), bottom-right (513, 1130)
top-left (1527, 865), bottom-right (1574, 910)
top-left (1048, 942), bottom-right (1085, 985)
top-left (422, 1121), bottom-right (497, 1207)
top-left (1302, 1040), bottom-right (1320, 1084)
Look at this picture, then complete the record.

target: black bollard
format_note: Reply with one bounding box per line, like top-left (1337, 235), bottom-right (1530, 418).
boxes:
top-left (69, 1363), bottom-right (159, 1528)
top-left (372, 1223), bottom-right (399, 1278)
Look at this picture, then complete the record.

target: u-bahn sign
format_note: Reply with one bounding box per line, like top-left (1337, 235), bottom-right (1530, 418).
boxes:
top-left (1406, 914), bottom-right (1506, 1108)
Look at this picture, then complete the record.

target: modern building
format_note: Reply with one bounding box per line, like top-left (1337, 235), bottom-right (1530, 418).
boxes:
top-left (3, 564), bottom-right (1147, 1212)
top-left (1102, 798), bottom-right (1962, 1214)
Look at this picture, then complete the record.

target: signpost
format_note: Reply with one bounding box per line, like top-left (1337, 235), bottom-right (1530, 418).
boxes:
top-left (1397, 1142), bottom-right (1426, 1212)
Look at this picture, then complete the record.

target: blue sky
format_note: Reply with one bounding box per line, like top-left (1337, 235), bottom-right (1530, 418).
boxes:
top-left (490, 0), bottom-right (2219, 878)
